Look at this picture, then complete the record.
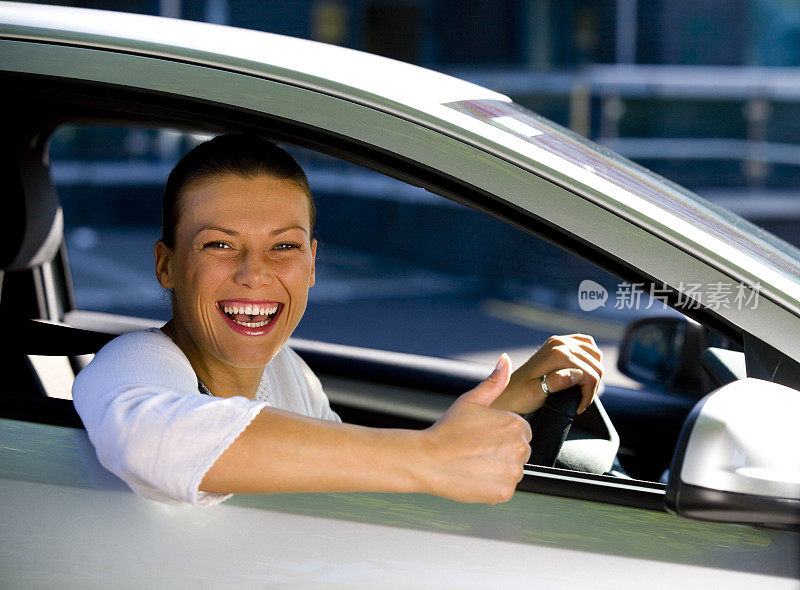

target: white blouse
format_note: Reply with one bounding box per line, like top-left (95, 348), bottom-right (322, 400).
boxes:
top-left (72, 329), bottom-right (339, 507)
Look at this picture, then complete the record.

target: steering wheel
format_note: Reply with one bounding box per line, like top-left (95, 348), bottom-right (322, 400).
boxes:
top-left (526, 385), bottom-right (620, 474)
top-left (527, 385), bottom-right (582, 467)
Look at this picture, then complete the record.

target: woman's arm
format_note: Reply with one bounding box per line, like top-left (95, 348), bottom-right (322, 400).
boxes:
top-left (200, 354), bottom-right (532, 504)
top-left (76, 331), bottom-right (599, 506)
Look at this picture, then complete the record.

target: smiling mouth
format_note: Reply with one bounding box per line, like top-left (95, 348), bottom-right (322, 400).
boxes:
top-left (218, 302), bottom-right (282, 328)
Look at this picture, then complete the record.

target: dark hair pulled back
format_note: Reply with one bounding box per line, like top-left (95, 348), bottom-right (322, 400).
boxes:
top-left (161, 133), bottom-right (315, 248)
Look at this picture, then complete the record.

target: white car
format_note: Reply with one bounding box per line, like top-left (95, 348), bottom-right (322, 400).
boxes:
top-left (0, 3), bottom-right (798, 588)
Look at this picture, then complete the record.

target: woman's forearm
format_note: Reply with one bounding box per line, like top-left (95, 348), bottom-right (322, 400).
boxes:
top-left (200, 355), bottom-right (533, 504)
top-left (199, 409), bottom-right (429, 495)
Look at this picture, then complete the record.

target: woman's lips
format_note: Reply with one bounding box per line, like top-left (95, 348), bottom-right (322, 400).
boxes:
top-left (216, 299), bottom-right (283, 336)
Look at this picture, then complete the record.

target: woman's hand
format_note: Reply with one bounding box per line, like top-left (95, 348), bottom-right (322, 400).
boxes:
top-left (418, 355), bottom-right (532, 504)
top-left (492, 334), bottom-right (604, 416)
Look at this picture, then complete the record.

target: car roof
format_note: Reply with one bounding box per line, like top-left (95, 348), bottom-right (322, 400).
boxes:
top-left (0, 1), bottom-right (504, 114)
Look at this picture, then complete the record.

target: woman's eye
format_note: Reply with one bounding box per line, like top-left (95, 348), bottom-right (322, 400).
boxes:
top-left (274, 243), bottom-right (300, 252)
top-left (203, 241), bottom-right (231, 250)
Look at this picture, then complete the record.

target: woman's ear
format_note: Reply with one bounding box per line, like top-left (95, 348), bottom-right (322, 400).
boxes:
top-left (154, 241), bottom-right (174, 289)
top-left (309, 239), bottom-right (317, 288)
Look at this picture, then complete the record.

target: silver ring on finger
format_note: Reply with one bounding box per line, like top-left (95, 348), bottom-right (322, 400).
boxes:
top-left (540, 373), bottom-right (551, 396)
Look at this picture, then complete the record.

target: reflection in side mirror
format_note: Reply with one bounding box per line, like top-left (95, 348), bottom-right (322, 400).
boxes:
top-left (617, 316), bottom-right (705, 393)
top-left (665, 378), bottom-right (800, 529)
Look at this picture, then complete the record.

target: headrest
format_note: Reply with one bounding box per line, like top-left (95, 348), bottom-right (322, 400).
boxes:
top-left (0, 131), bottom-right (63, 271)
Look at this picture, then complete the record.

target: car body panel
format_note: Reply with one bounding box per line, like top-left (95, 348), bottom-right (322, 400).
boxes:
top-left (2, 419), bottom-right (798, 588)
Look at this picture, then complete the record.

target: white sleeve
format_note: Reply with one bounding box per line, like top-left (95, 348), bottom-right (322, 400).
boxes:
top-left (72, 330), bottom-right (266, 507)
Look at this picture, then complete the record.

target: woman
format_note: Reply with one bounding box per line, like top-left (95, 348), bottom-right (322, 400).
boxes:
top-left (73, 134), bottom-right (603, 507)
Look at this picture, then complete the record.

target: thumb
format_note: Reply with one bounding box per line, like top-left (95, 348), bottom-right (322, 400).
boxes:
top-left (461, 354), bottom-right (511, 407)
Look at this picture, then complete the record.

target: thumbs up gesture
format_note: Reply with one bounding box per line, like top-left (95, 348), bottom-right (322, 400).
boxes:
top-left (419, 354), bottom-right (532, 504)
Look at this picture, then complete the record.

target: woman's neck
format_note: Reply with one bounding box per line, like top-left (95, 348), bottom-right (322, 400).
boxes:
top-left (161, 320), bottom-right (263, 399)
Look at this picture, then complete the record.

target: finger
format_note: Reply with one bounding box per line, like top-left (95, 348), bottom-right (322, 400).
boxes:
top-left (563, 333), bottom-right (597, 345)
top-left (549, 337), bottom-right (604, 379)
top-left (544, 353), bottom-right (601, 413)
top-left (522, 443), bottom-right (532, 466)
top-left (522, 416), bottom-right (532, 443)
top-left (568, 344), bottom-right (605, 378)
top-left (575, 362), bottom-right (602, 414)
top-left (460, 354), bottom-right (512, 407)
top-left (530, 344), bottom-right (601, 384)
top-left (560, 333), bottom-right (596, 345)
top-left (540, 368), bottom-right (596, 415)
top-left (541, 368), bottom-right (584, 395)
top-left (561, 334), bottom-right (603, 363)
top-left (578, 341), bottom-right (603, 364)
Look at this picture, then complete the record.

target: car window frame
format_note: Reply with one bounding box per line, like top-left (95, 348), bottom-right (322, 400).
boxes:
top-left (14, 66), bottom-right (800, 517)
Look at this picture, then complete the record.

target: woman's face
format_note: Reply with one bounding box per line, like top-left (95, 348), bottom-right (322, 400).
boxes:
top-left (155, 173), bottom-right (316, 370)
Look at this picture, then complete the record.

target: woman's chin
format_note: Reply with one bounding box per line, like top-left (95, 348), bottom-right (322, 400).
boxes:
top-left (217, 337), bottom-right (285, 369)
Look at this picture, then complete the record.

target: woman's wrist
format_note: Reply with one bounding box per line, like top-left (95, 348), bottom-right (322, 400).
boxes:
top-left (490, 376), bottom-right (545, 415)
top-left (374, 428), bottom-right (437, 496)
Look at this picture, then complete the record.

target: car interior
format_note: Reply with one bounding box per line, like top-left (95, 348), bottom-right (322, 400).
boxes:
top-left (3, 71), bottom-right (781, 513)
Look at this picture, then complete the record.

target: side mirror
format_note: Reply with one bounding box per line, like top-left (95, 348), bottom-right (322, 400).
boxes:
top-left (617, 316), bottom-right (705, 393)
top-left (665, 378), bottom-right (800, 529)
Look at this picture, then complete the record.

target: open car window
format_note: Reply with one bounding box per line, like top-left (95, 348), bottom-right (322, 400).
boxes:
top-left (53, 124), bottom-right (676, 377)
top-left (48, 123), bottom-right (740, 484)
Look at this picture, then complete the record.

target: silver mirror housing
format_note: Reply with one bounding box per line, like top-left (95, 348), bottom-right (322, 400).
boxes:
top-left (665, 378), bottom-right (800, 528)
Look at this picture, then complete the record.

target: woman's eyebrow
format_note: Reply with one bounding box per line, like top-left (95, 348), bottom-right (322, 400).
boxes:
top-left (195, 225), bottom-right (307, 237)
top-left (196, 225), bottom-right (238, 237)
top-left (271, 225), bottom-right (308, 236)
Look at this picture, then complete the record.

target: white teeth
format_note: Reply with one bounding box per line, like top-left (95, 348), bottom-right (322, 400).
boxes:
top-left (231, 317), bottom-right (271, 328)
top-left (221, 303), bottom-right (279, 318)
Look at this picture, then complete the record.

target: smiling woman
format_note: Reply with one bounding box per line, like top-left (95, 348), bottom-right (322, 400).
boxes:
top-left (71, 133), bottom-right (604, 506)
top-left (154, 136), bottom-right (319, 399)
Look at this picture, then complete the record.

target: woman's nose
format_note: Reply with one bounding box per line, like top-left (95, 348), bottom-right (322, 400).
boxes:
top-left (233, 250), bottom-right (272, 287)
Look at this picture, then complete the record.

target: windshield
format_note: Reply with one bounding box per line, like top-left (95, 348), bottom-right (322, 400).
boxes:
top-left (446, 99), bottom-right (800, 287)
